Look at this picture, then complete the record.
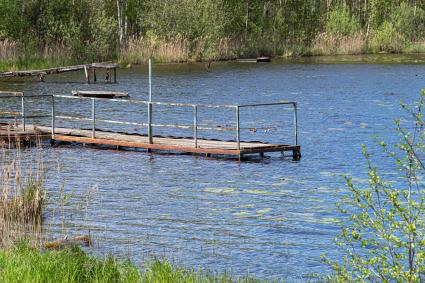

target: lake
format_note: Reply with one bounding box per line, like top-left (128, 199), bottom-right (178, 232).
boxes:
top-left (1, 54), bottom-right (425, 280)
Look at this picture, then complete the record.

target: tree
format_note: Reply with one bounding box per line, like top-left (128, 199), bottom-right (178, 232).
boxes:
top-left (325, 90), bottom-right (425, 282)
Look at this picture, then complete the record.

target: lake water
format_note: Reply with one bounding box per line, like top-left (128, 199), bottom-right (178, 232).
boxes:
top-left (1, 54), bottom-right (425, 281)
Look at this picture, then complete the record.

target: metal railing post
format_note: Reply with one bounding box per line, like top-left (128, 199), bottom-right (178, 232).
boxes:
top-left (149, 59), bottom-right (152, 102)
top-left (193, 105), bottom-right (198, 148)
top-left (148, 102), bottom-right (153, 144)
top-left (236, 106), bottom-right (240, 150)
top-left (51, 96), bottom-right (55, 139)
top-left (21, 95), bottom-right (26, 131)
top-left (293, 102), bottom-right (298, 146)
top-left (92, 98), bottom-right (96, 138)
top-left (148, 58), bottom-right (153, 144)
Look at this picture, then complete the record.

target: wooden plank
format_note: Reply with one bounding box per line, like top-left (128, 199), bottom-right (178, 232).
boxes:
top-left (54, 135), bottom-right (242, 155)
top-left (0, 124), bottom-right (300, 157)
top-left (0, 62), bottom-right (118, 79)
top-left (72, 91), bottom-right (129, 99)
top-left (0, 91), bottom-right (24, 96)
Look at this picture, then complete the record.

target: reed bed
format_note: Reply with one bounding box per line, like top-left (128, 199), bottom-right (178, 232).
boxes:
top-left (0, 138), bottom-right (267, 282)
top-left (120, 36), bottom-right (244, 65)
top-left (0, 39), bottom-right (19, 61)
top-left (310, 32), bottom-right (366, 56)
top-left (0, 140), bottom-right (46, 248)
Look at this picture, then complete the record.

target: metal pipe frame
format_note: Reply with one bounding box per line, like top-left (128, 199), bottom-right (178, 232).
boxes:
top-left (193, 105), bottom-right (198, 148)
top-left (5, 95), bottom-right (299, 148)
top-left (91, 98), bottom-right (96, 138)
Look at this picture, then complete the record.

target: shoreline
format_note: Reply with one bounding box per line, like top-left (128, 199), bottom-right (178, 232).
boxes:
top-left (1, 52), bottom-right (425, 74)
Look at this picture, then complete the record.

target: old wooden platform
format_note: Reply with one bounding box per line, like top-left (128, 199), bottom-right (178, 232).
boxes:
top-left (0, 62), bottom-right (118, 83)
top-left (0, 124), bottom-right (300, 159)
top-left (0, 94), bottom-right (301, 161)
top-left (47, 127), bottom-right (299, 158)
top-left (0, 123), bottom-right (50, 144)
top-left (72, 90), bottom-right (129, 99)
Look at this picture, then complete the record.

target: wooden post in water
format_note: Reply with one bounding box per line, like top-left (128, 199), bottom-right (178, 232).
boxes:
top-left (21, 95), bottom-right (25, 131)
top-left (84, 65), bottom-right (90, 84)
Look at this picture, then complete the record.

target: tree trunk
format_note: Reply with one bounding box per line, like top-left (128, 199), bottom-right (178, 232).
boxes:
top-left (245, 0), bottom-right (249, 38)
top-left (117, 0), bottom-right (125, 52)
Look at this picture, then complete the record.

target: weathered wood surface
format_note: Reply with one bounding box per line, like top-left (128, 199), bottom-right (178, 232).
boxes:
top-left (236, 57), bottom-right (271, 63)
top-left (0, 123), bottom-right (300, 158)
top-left (0, 62), bottom-right (119, 79)
top-left (36, 125), bottom-right (298, 156)
top-left (256, 56), bottom-right (271, 62)
top-left (44, 235), bottom-right (91, 249)
top-left (72, 90), bottom-right (129, 99)
top-left (0, 124), bottom-right (51, 144)
top-left (0, 91), bottom-right (24, 96)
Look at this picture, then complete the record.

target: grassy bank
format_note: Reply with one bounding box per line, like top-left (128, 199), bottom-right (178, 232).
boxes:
top-left (0, 244), bottom-right (266, 283)
top-left (0, 141), bottom-right (265, 283)
top-left (1, 35), bottom-right (425, 72)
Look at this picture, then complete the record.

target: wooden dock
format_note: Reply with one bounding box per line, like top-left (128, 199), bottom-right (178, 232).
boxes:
top-left (0, 62), bottom-right (118, 83)
top-left (0, 124), bottom-right (300, 160)
top-left (0, 94), bottom-right (301, 161)
top-left (0, 123), bottom-right (50, 145)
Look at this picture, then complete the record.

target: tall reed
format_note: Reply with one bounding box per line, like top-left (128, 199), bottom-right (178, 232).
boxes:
top-left (310, 32), bottom-right (366, 56)
top-left (0, 138), bottom-right (46, 248)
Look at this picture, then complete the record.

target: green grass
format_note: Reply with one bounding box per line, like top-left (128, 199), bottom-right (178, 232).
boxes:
top-left (0, 56), bottom-right (77, 72)
top-left (0, 244), bottom-right (267, 283)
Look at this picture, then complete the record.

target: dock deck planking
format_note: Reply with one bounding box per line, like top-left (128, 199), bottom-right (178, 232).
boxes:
top-left (0, 124), bottom-right (300, 159)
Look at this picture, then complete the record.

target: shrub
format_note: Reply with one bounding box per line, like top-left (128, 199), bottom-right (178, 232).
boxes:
top-left (391, 3), bottom-right (425, 42)
top-left (324, 90), bottom-right (425, 282)
top-left (325, 6), bottom-right (361, 37)
top-left (369, 21), bottom-right (406, 53)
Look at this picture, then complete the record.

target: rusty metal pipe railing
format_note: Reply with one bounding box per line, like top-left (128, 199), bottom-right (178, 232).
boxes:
top-left (51, 95), bottom-right (299, 149)
top-left (0, 94), bottom-right (53, 132)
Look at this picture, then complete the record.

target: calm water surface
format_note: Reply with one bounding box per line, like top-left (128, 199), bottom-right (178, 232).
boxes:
top-left (2, 55), bottom-right (425, 280)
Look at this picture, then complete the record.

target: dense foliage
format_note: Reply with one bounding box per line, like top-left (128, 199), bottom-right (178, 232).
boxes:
top-left (325, 90), bottom-right (425, 282)
top-left (0, 0), bottom-right (424, 65)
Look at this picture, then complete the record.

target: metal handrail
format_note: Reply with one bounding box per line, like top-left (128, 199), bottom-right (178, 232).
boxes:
top-left (52, 95), bottom-right (299, 150)
top-left (0, 94), bottom-right (298, 150)
top-left (0, 94), bottom-right (53, 131)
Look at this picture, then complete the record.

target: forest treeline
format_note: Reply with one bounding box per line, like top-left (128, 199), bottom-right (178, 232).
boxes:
top-left (0, 0), bottom-right (424, 68)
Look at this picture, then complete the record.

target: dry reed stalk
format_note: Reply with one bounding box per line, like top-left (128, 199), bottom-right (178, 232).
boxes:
top-left (0, 136), bottom-right (46, 249)
top-left (0, 39), bottom-right (19, 61)
top-left (122, 36), bottom-right (190, 63)
top-left (40, 41), bottom-right (72, 62)
top-left (311, 32), bottom-right (366, 55)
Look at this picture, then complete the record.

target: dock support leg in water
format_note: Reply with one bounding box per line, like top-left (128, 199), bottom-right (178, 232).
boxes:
top-left (260, 152), bottom-right (264, 158)
top-left (50, 139), bottom-right (56, 146)
top-left (292, 150), bottom-right (301, 161)
top-left (238, 154), bottom-right (244, 162)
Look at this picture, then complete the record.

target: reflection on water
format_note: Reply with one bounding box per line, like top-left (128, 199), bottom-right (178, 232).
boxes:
top-left (1, 55), bottom-right (425, 280)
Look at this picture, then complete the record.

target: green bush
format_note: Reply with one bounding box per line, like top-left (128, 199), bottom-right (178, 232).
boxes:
top-left (325, 6), bottom-right (361, 37)
top-left (324, 90), bottom-right (425, 282)
top-left (391, 3), bottom-right (425, 42)
top-left (84, 11), bottom-right (118, 62)
top-left (369, 21), bottom-right (406, 53)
